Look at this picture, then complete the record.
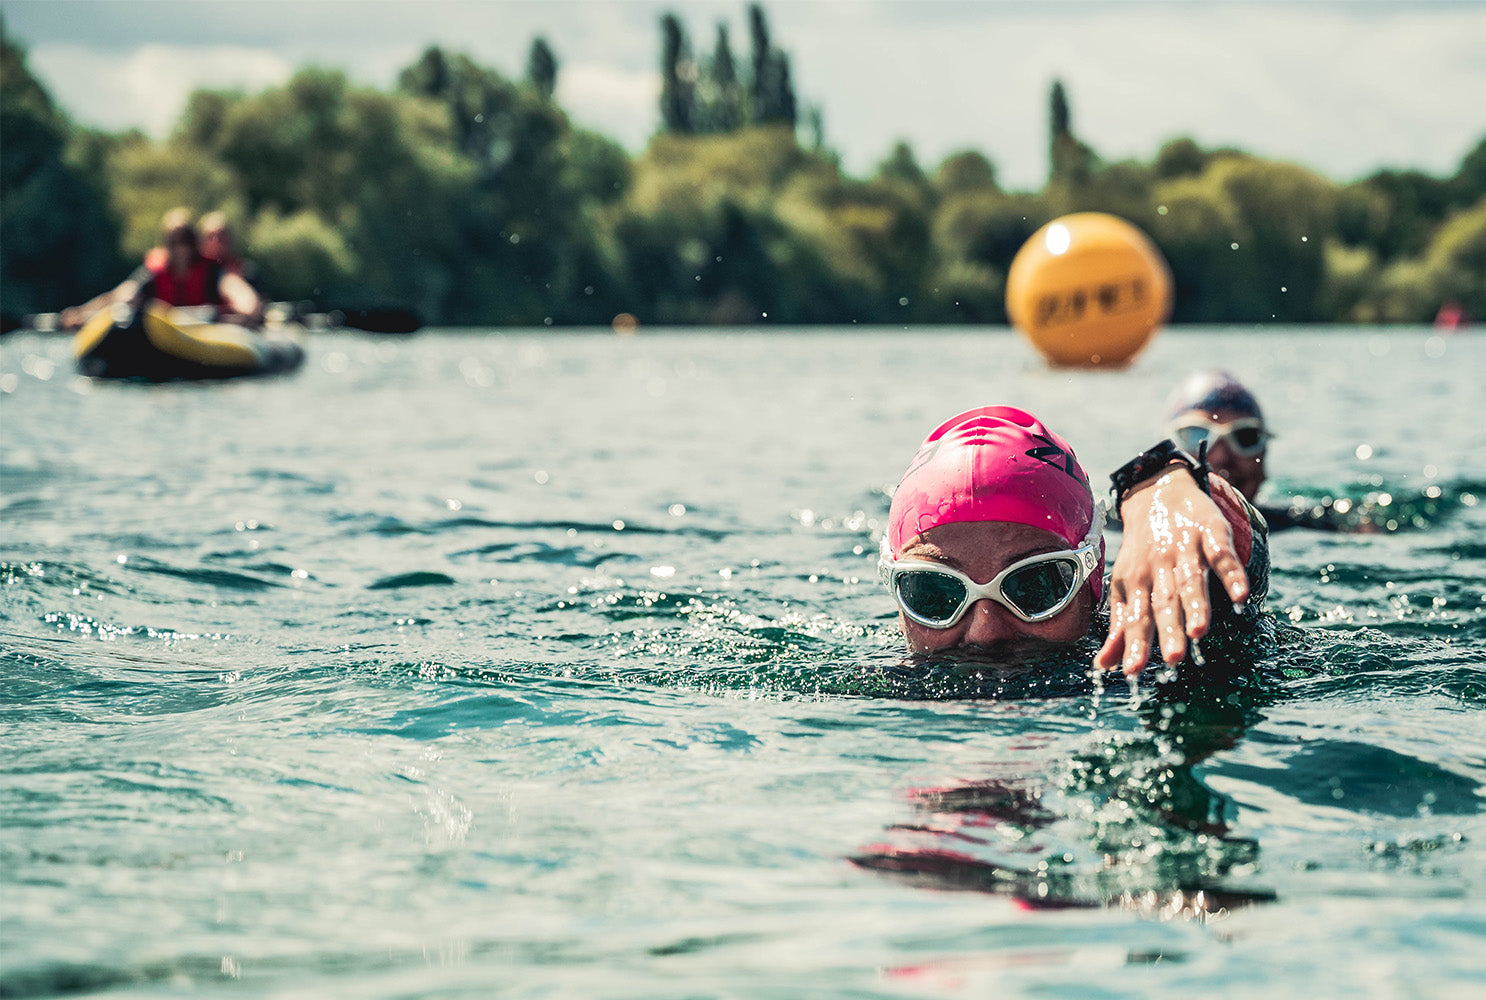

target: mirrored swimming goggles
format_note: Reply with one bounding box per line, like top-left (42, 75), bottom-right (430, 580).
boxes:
top-left (1168, 416), bottom-right (1269, 457)
top-left (879, 502), bottom-right (1105, 628)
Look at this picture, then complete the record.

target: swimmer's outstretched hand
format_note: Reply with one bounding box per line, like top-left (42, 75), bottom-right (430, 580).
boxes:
top-left (1096, 465), bottom-right (1250, 676)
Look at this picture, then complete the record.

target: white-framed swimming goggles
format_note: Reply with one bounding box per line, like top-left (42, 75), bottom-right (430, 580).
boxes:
top-left (878, 500), bottom-right (1106, 628)
top-left (1166, 416), bottom-right (1270, 458)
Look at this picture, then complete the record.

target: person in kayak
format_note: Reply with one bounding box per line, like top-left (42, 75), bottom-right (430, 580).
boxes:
top-left (880, 405), bottom-right (1268, 676)
top-left (198, 211), bottom-right (261, 292)
top-left (60, 209), bottom-right (265, 329)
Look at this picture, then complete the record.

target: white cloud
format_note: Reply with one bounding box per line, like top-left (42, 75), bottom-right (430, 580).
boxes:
top-left (29, 43), bottom-right (294, 137)
top-left (558, 62), bottom-right (660, 148)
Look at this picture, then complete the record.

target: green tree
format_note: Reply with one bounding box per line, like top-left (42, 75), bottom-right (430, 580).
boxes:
top-left (934, 150), bottom-right (998, 198)
top-left (1154, 137), bottom-right (1207, 181)
top-left (247, 208), bottom-right (356, 302)
top-left (1, 21), bottom-right (123, 316)
top-left (1423, 196), bottom-right (1486, 317)
top-left (1318, 241), bottom-right (1379, 322)
top-left (876, 141), bottom-right (930, 201)
top-left (747, 3), bottom-right (796, 128)
top-left (748, 4), bottom-right (773, 123)
top-left (395, 50), bottom-right (597, 323)
top-left (1153, 155), bottom-right (1336, 322)
top-left (1350, 195), bottom-right (1486, 322)
top-left (659, 13), bottom-right (697, 134)
top-left (1050, 79), bottom-right (1070, 138)
top-left (562, 128), bottom-right (631, 206)
top-left (164, 66), bottom-right (475, 315)
top-left (401, 46), bottom-right (451, 100)
top-left (930, 191), bottom-right (1053, 322)
top-left (697, 23), bottom-right (743, 133)
top-left (526, 37), bottom-right (558, 100)
top-left (1450, 137), bottom-right (1486, 205)
top-left (1355, 167), bottom-right (1455, 262)
top-left (1048, 78), bottom-right (1097, 195)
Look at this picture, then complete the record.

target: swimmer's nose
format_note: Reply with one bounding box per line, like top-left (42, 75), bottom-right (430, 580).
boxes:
top-left (960, 599), bottom-right (1022, 647)
top-left (1206, 438), bottom-right (1239, 477)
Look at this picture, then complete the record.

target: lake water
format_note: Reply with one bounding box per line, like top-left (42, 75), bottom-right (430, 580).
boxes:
top-left (2, 326), bottom-right (1483, 998)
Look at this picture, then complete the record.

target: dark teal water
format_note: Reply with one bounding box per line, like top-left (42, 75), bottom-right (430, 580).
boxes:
top-left (2, 327), bottom-right (1483, 997)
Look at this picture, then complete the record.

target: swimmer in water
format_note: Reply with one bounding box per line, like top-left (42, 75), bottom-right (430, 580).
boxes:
top-left (1164, 370), bottom-right (1361, 532)
top-left (1163, 369), bottom-right (1270, 504)
top-left (880, 406), bottom-right (1268, 675)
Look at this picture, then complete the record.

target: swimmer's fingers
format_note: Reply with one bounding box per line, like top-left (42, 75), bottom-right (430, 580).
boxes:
top-left (1173, 549), bottom-right (1211, 645)
top-left (1093, 579), bottom-right (1132, 671)
top-left (1094, 599), bottom-right (1126, 671)
top-left (1151, 567), bottom-right (1191, 665)
top-left (1097, 582), bottom-right (1157, 677)
top-left (1094, 630), bottom-right (1124, 672)
top-left (1199, 521), bottom-right (1250, 609)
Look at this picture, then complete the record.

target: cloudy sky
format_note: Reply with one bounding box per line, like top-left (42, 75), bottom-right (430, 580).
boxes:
top-left (5, 0), bottom-right (1484, 189)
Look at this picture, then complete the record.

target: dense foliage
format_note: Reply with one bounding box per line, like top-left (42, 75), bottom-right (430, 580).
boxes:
top-left (3, 8), bottom-right (1482, 327)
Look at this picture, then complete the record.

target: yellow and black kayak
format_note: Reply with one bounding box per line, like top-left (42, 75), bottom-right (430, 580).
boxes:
top-left (75, 304), bottom-right (305, 381)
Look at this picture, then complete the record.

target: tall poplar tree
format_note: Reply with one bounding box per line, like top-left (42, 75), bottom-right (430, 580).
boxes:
top-left (746, 4), bottom-right (796, 127)
top-left (526, 37), bottom-right (558, 100)
top-left (1048, 78), bottom-right (1094, 188)
top-left (659, 13), bottom-right (696, 134)
top-left (705, 23), bottom-right (742, 132)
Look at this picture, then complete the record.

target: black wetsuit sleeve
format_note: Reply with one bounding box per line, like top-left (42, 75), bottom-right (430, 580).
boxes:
top-left (1261, 500), bottom-right (1353, 533)
top-left (1199, 478), bottom-right (1269, 657)
top-left (1238, 492), bottom-right (1270, 608)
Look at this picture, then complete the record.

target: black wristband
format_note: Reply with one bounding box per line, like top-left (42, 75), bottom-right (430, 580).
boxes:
top-left (1110, 439), bottom-right (1210, 505)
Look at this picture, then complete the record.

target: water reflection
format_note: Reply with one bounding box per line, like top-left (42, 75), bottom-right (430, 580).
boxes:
top-left (853, 671), bottom-right (1279, 922)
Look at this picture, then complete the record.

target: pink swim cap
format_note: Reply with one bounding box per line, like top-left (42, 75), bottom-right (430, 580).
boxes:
top-left (888, 406), bottom-right (1103, 599)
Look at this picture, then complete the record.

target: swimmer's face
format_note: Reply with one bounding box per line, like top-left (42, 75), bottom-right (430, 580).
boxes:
top-left (1176, 406), bottom-right (1267, 501)
top-left (895, 520), bottom-right (1094, 655)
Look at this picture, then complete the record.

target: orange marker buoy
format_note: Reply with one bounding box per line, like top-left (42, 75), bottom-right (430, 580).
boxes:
top-left (1005, 212), bottom-right (1172, 367)
top-left (611, 312), bottom-right (639, 335)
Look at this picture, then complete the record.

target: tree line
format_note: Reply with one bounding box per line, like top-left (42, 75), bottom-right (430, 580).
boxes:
top-left (2, 6), bottom-right (1482, 328)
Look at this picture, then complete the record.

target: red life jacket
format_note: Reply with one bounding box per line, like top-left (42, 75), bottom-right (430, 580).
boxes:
top-left (148, 257), bottom-right (221, 308)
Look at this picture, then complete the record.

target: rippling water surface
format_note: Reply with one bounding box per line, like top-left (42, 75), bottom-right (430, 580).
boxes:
top-left (2, 327), bottom-right (1483, 997)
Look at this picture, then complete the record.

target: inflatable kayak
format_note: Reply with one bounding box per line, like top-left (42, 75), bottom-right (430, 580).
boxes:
top-left (75, 304), bottom-right (305, 381)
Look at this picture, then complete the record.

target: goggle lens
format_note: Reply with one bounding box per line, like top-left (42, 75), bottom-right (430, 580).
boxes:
top-left (895, 570), bottom-right (967, 625)
top-left (1231, 426), bottom-right (1264, 450)
top-left (1171, 424), bottom-right (1211, 454)
top-left (999, 560), bottom-right (1078, 618)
